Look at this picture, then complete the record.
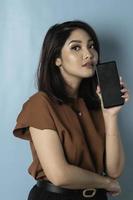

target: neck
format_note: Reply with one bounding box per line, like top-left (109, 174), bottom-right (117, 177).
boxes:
top-left (66, 81), bottom-right (81, 99)
top-left (60, 68), bottom-right (82, 98)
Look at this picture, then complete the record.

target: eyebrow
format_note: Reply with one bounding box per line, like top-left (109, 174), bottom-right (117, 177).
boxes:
top-left (68, 39), bottom-right (93, 45)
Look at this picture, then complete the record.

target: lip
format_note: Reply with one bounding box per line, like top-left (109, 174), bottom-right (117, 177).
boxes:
top-left (82, 62), bottom-right (94, 68)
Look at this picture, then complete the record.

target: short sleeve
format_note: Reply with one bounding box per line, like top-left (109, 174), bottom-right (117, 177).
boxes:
top-left (13, 92), bottom-right (56, 140)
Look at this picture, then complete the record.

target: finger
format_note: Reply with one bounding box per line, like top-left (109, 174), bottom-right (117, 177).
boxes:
top-left (112, 192), bottom-right (120, 197)
top-left (120, 81), bottom-right (125, 87)
top-left (96, 86), bottom-right (101, 98)
top-left (123, 97), bottom-right (129, 102)
top-left (121, 93), bottom-right (129, 97)
top-left (107, 191), bottom-right (120, 197)
top-left (119, 76), bottom-right (122, 81)
top-left (121, 94), bottom-right (129, 102)
top-left (119, 76), bottom-right (126, 85)
top-left (125, 99), bottom-right (129, 102)
top-left (121, 92), bottom-right (129, 99)
top-left (120, 79), bottom-right (127, 89)
top-left (96, 85), bottom-right (104, 108)
top-left (119, 76), bottom-right (124, 86)
top-left (110, 188), bottom-right (122, 197)
top-left (121, 88), bottom-right (128, 93)
top-left (96, 85), bottom-right (101, 93)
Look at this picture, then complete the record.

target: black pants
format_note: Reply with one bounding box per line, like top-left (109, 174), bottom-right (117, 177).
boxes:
top-left (27, 184), bottom-right (108, 200)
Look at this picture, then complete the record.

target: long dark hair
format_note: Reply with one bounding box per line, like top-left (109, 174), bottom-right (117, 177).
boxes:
top-left (37, 20), bottom-right (101, 109)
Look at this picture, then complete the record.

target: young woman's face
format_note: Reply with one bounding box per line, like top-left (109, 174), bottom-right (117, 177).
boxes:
top-left (56, 28), bottom-right (98, 81)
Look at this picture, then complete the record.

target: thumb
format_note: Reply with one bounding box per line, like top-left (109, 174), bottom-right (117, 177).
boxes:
top-left (96, 85), bottom-right (101, 98)
top-left (96, 85), bottom-right (104, 108)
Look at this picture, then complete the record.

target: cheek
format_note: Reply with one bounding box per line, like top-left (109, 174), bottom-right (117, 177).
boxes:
top-left (62, 50), bottom-right (79, 65)
top-left (93, 50), bottom-right (98, 63)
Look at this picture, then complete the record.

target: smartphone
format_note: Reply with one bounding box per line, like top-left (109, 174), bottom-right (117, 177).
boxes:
top-left (96, 61), bottom-right (124, 108)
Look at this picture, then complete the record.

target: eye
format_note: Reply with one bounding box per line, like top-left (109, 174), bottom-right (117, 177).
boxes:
top-left (89, 43), bottom-right (95, 49)
top-left (71, 45), bottom-right (81, 51)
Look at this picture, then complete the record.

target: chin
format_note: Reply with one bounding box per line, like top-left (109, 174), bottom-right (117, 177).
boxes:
top-left (84, 70), bottom-right (95, 78)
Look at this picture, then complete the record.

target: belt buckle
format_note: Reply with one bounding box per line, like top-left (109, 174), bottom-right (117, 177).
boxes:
top-left (82, 188), bottom-right (96, 198)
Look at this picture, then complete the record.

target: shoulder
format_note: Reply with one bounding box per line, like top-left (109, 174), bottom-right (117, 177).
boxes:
top-left (28, 91), bottom-right (52, 107)
top-left (18, 91), bottom-right (52, 114)
top-left (29, 91), bottom-right (49, 101)
top-left (28, 91), bottom-right (63, 109)
top-left (26, 91), bottom-right (61, 115)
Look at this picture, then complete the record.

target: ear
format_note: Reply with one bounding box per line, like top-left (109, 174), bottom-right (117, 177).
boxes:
top-left (55, 58), bottom-right (62, 67)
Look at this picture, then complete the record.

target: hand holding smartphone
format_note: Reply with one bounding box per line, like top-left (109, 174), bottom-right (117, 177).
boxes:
top-left (96, 61), bottom-right (124, 108)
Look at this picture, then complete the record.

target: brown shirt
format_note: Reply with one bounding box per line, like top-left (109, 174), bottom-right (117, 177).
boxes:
top-left (13, 91), bottom-right (106, 180)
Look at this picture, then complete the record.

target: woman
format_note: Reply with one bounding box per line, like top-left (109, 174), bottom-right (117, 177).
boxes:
top-left (13, 20), bottom-right (129, 200)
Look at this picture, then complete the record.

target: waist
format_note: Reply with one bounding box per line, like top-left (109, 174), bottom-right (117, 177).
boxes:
top-left (37, 179), bottom-right (107, 198)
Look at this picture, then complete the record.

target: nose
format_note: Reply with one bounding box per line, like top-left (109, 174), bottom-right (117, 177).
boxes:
top-left (83, 49), bottom-right (94, 60)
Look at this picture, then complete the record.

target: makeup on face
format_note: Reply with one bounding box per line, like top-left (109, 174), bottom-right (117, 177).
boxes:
top-left (58, 29), bottom-right (98, 82)
top-left (67, 37), bottom-right (98, 66)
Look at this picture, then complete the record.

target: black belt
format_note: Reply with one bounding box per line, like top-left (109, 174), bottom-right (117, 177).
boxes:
top-left (37, 180), bottom-right (106, 198)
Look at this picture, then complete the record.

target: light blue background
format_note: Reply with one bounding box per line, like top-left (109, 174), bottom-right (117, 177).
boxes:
top-left (0, 0), bottom-right (132, 199)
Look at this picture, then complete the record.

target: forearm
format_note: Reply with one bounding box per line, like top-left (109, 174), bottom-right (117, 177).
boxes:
top-left (60, 164), bottom-right (110, 190)
top-left (104, 115), bottom-right (125, 178)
